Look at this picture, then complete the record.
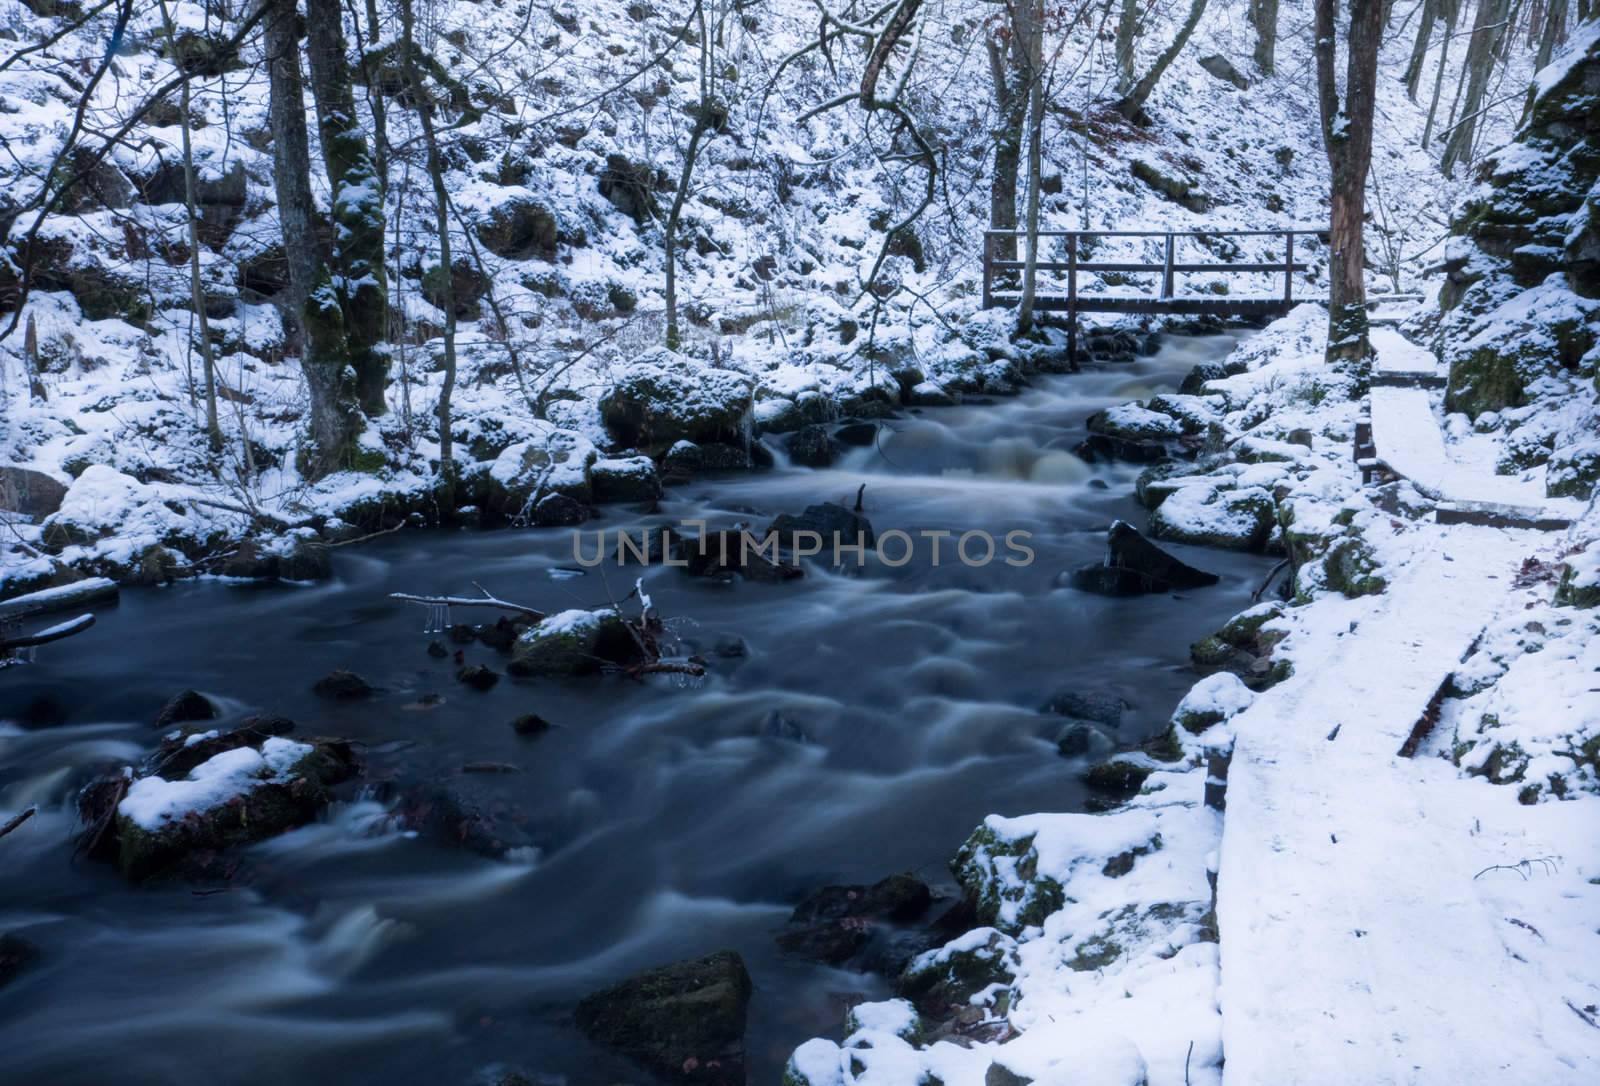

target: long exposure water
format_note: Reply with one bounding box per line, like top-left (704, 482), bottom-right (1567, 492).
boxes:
top-left (0, 332), bottom-right (1270, 1085)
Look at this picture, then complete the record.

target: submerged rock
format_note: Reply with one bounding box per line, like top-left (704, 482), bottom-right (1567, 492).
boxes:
top-left (0, 933), bottom-right (40, 991)
top-left (575, 950), bottom-right (753, 1086)
top-left (775, 873), bottom-right (934, 969)
top-left (455, 664), bottom-right (500, 690)
top-left (1042, 689), bottom-right (1127, 728)
top-left (767, 502), bottom-right (875, 551)
top-left (312, 669), bottom-right (374, 700)
top-left (788, 424), bottom-right (837, 468)
top-left (153, 688), bottom-right (217, 729)
top-left (1068, 520), bottom-right (1220, 596)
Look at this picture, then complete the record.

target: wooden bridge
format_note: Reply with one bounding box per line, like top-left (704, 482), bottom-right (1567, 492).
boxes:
top-left (982, 226), bottom-right (1323, 322)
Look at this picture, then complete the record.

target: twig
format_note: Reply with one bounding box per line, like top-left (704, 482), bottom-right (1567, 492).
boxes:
top-left (389, 587), bottom-right (544, 620)
top-left (1474, 856), bottom-right (1560, 881)
top-left (0, 806), bottom-right (38, 841)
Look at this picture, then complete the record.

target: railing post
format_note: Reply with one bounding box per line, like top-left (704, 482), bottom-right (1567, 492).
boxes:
top-left (1067, 232), bottom-right (1078, 369)
top-left (1161, 232), bottom-right (1175, 300)
top-left (982, 232), bottom-right (993, 310)
top-left (1283, 231), bottom-right (1295, 309)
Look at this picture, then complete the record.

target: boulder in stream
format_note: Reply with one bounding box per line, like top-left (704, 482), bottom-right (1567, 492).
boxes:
top-left (775, 873), bottom-right (934, 969)
top-left (1068, 520), bottom-right (1220, 596)
top-left (599, 349), bottom-right (753, 450)
top-left (508, 608), bottom-right (645, 676)
top-left (312, 669), bottom-right (375, 700)
top-left (575, 950), bottom-right (753, 1086)
top-left (766, 502), bottom-right (875, 551)
top-left (0, 933), bottom-right (40, 991)
top-left (153, 688), bottom-right (218, 729)
top-left (79, 727), bottom-right (358, 881)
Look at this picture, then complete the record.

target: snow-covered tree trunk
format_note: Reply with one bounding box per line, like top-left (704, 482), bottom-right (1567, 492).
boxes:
top-left (1422, 0), bottom-right (1460, 147)
top-left (397, 0), bottom-right (457, 477)
top-left (1442, 0), bottom-right (1512, 176)
top-left (1015, 0), bottom-right (1046, 332)
top-left (986, 23), bottom-right (1027, 261)
top-left (304, 0), bottom-right (389, 418)
top-left (258, 0), bottom-right (363, 477)
top-left (1316, 0), bottom-right (1386, 369)
top-left (159, 0), bottom-right (221, 454)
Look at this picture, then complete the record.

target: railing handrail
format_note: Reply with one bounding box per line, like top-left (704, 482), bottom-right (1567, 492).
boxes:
top-left (981, 227), bottom-right (1327, 239)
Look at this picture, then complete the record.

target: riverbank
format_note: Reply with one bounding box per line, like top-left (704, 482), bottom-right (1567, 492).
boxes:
top-left (782, 305), bottom-right (1600, 1086)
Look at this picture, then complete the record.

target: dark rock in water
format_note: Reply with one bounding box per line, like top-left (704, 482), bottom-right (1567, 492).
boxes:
top-left (427, 640), bottom-right (449, 659)
top-left (1055, 722), bottom-right (1098, 758)
top-left (455, 664), bottom-right (499, 691)
top-left (676, 530), bottom-right (803, 582)
top-left (153, 689), bottom-right (217, 729)
top-left (476, 616), bottom-right (526, 653)
top-left (834, 421), bottom-right (878, 447)
top-left (1042, 690), bottom-right (1127, 728)
top-left (216, 537), bottom-right (332, 581)
top-left (591, 455), bottom-right (663, 503)
top-left (387, 780), bottom-right (531, 859)
top-left (1068, 520), bottom-right (1219, 596)
top-left (760, 711), bottom-right (807, 742)
top-left (532, 492), bottom-right (587, 526)
top-left (313, 669), bottom-right (374, 700)
top-left (713, 635), bottom-right (747, 658)
top-left (509, 608), bottom-right (647, 676)
top-left (97, 734), bottom-right (358, 881)
top-left (767, 502), bottom-right (875, 550)
top-left (1088, 478), bottom-right (1109, 490)
top-left (575, 950), bottom-right (752, 1086)
top-left (448, 623), bottom-right (478, 644)
top-left (788, 424), bottom-right (837, 467)
top-left (775, 874), bottom-right (933, 969)
top-left (1179, 362), bottom-right (1228, 394)
top-left (663, 441), bottom-right (753, 475)
top-left (0, 933), bottom-right (40, 990)
top-left (511, 713), bottom-right (551, 737)
top-left (0, 466), bottom-right (67, 520)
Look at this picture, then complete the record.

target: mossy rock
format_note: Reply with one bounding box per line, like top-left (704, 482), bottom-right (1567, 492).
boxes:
top-left (950, 825), bottom-right (1065, 934)
top-left (1083, 758), bottom-right (1153, 803)
top-left (574, 950), bottom-right (751, 1086)
top-left (509, 608), bottom-right (644, 676)
top-left (1322, 537), bottom-right (1386, 598)
top-left (896, 929), bottom-right (1018, 1015)
top-left (599, 350), bottom-right (753, 450)
top-left (476, 195), bottom-right (558, 260)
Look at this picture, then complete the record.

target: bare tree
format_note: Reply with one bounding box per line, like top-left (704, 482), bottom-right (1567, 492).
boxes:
top-left (1441, 0), bottom-right (1512, 176)
top-left (1015, 0), bottom-right (1047, 331)
top-left (1118, 0), bottom-right (1212, 120)
top-left (1422, 0), bottom-right (1460, 147)
top-left (1315, 0), bottom-right (1386, 366)
top-left (1249, 0), bottom-right (1281, 74)
top-left (258, 0), bottom-right (364, 476)
top-left (1403, 0), bottom-right (1440, 98)
top-left (664, 1), bottom-right (728, 351)
top-left (158, 0), bottom-right (222, 454)
top-left (1115, 0), bottom-right (1144, 91)
top-left (1521, 0), bottom-right (1569, 122)
top-left (986, 13), bottom-right (1029, 262)
top-left (397, 0), bottom-right (458, 478)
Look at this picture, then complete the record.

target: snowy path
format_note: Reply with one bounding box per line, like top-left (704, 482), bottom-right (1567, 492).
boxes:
top-left (1216, 523), bottom-right (1599, 1084)
top-left (1368, 333), bottom-right (1580, 523)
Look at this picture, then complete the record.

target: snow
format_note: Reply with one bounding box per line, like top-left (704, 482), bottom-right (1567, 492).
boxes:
top-left (1217, 521), bottom-right (1600, 1083)
top-left (117, 737), bottom-right (313, 831)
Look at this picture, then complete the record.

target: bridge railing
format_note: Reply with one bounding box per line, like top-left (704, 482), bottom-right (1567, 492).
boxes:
top-left (980, 228), bottom-right (1324, 314)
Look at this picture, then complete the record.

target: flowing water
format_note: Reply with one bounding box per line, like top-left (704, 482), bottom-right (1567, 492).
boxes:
top-left (0, 332), bottom-right (1268, 1085)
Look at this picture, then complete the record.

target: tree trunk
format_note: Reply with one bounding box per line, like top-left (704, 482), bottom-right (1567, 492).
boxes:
top-left (1521, 0), bottom-right (1567, 122)
top-left (1316, 0), bottom-right (1386, 369)
top-left (23, 314), bottom-right (47, 401)
top-left (160, 0), bottom-right (221, 454)
top-left (358, 0), bottom-right (390, 188)
top-left (1119, 0), bottom-right (1211, 120)
top-left (398, 0), bottom-right (457, 478)
top-left (1403, 0), bottom-right (1438, 99)
top-left (986, 30), bottom-right (1026, 262)
top-left (1249, 0), bottom-right (1280, 74)
top-left (1015, 0), bottom-right (1046, 333)
top-left (304, 0), bottom-right (389, 417)
top-left (1441, 0), bottom-right (1511, 176)
top-left (664, 119), bottom-right (710, 352)
top-left (259, 0), bottom-right (362, 478)
top-left (1115, 0), bottom-right (1143, 92)
top-left (1423, 0), bottom-right (1459, 147)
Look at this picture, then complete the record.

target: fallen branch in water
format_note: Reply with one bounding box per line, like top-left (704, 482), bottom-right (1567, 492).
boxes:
top-left (390, 583), bottom-right (545, 621)
top-left (0, 806), bottom-right (37, 842)
top-left (1, 613), bottom-right (95, 652)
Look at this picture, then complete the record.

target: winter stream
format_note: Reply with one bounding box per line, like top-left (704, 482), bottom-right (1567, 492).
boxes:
top-left (0, 332), bottom-right (1271, 1085)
